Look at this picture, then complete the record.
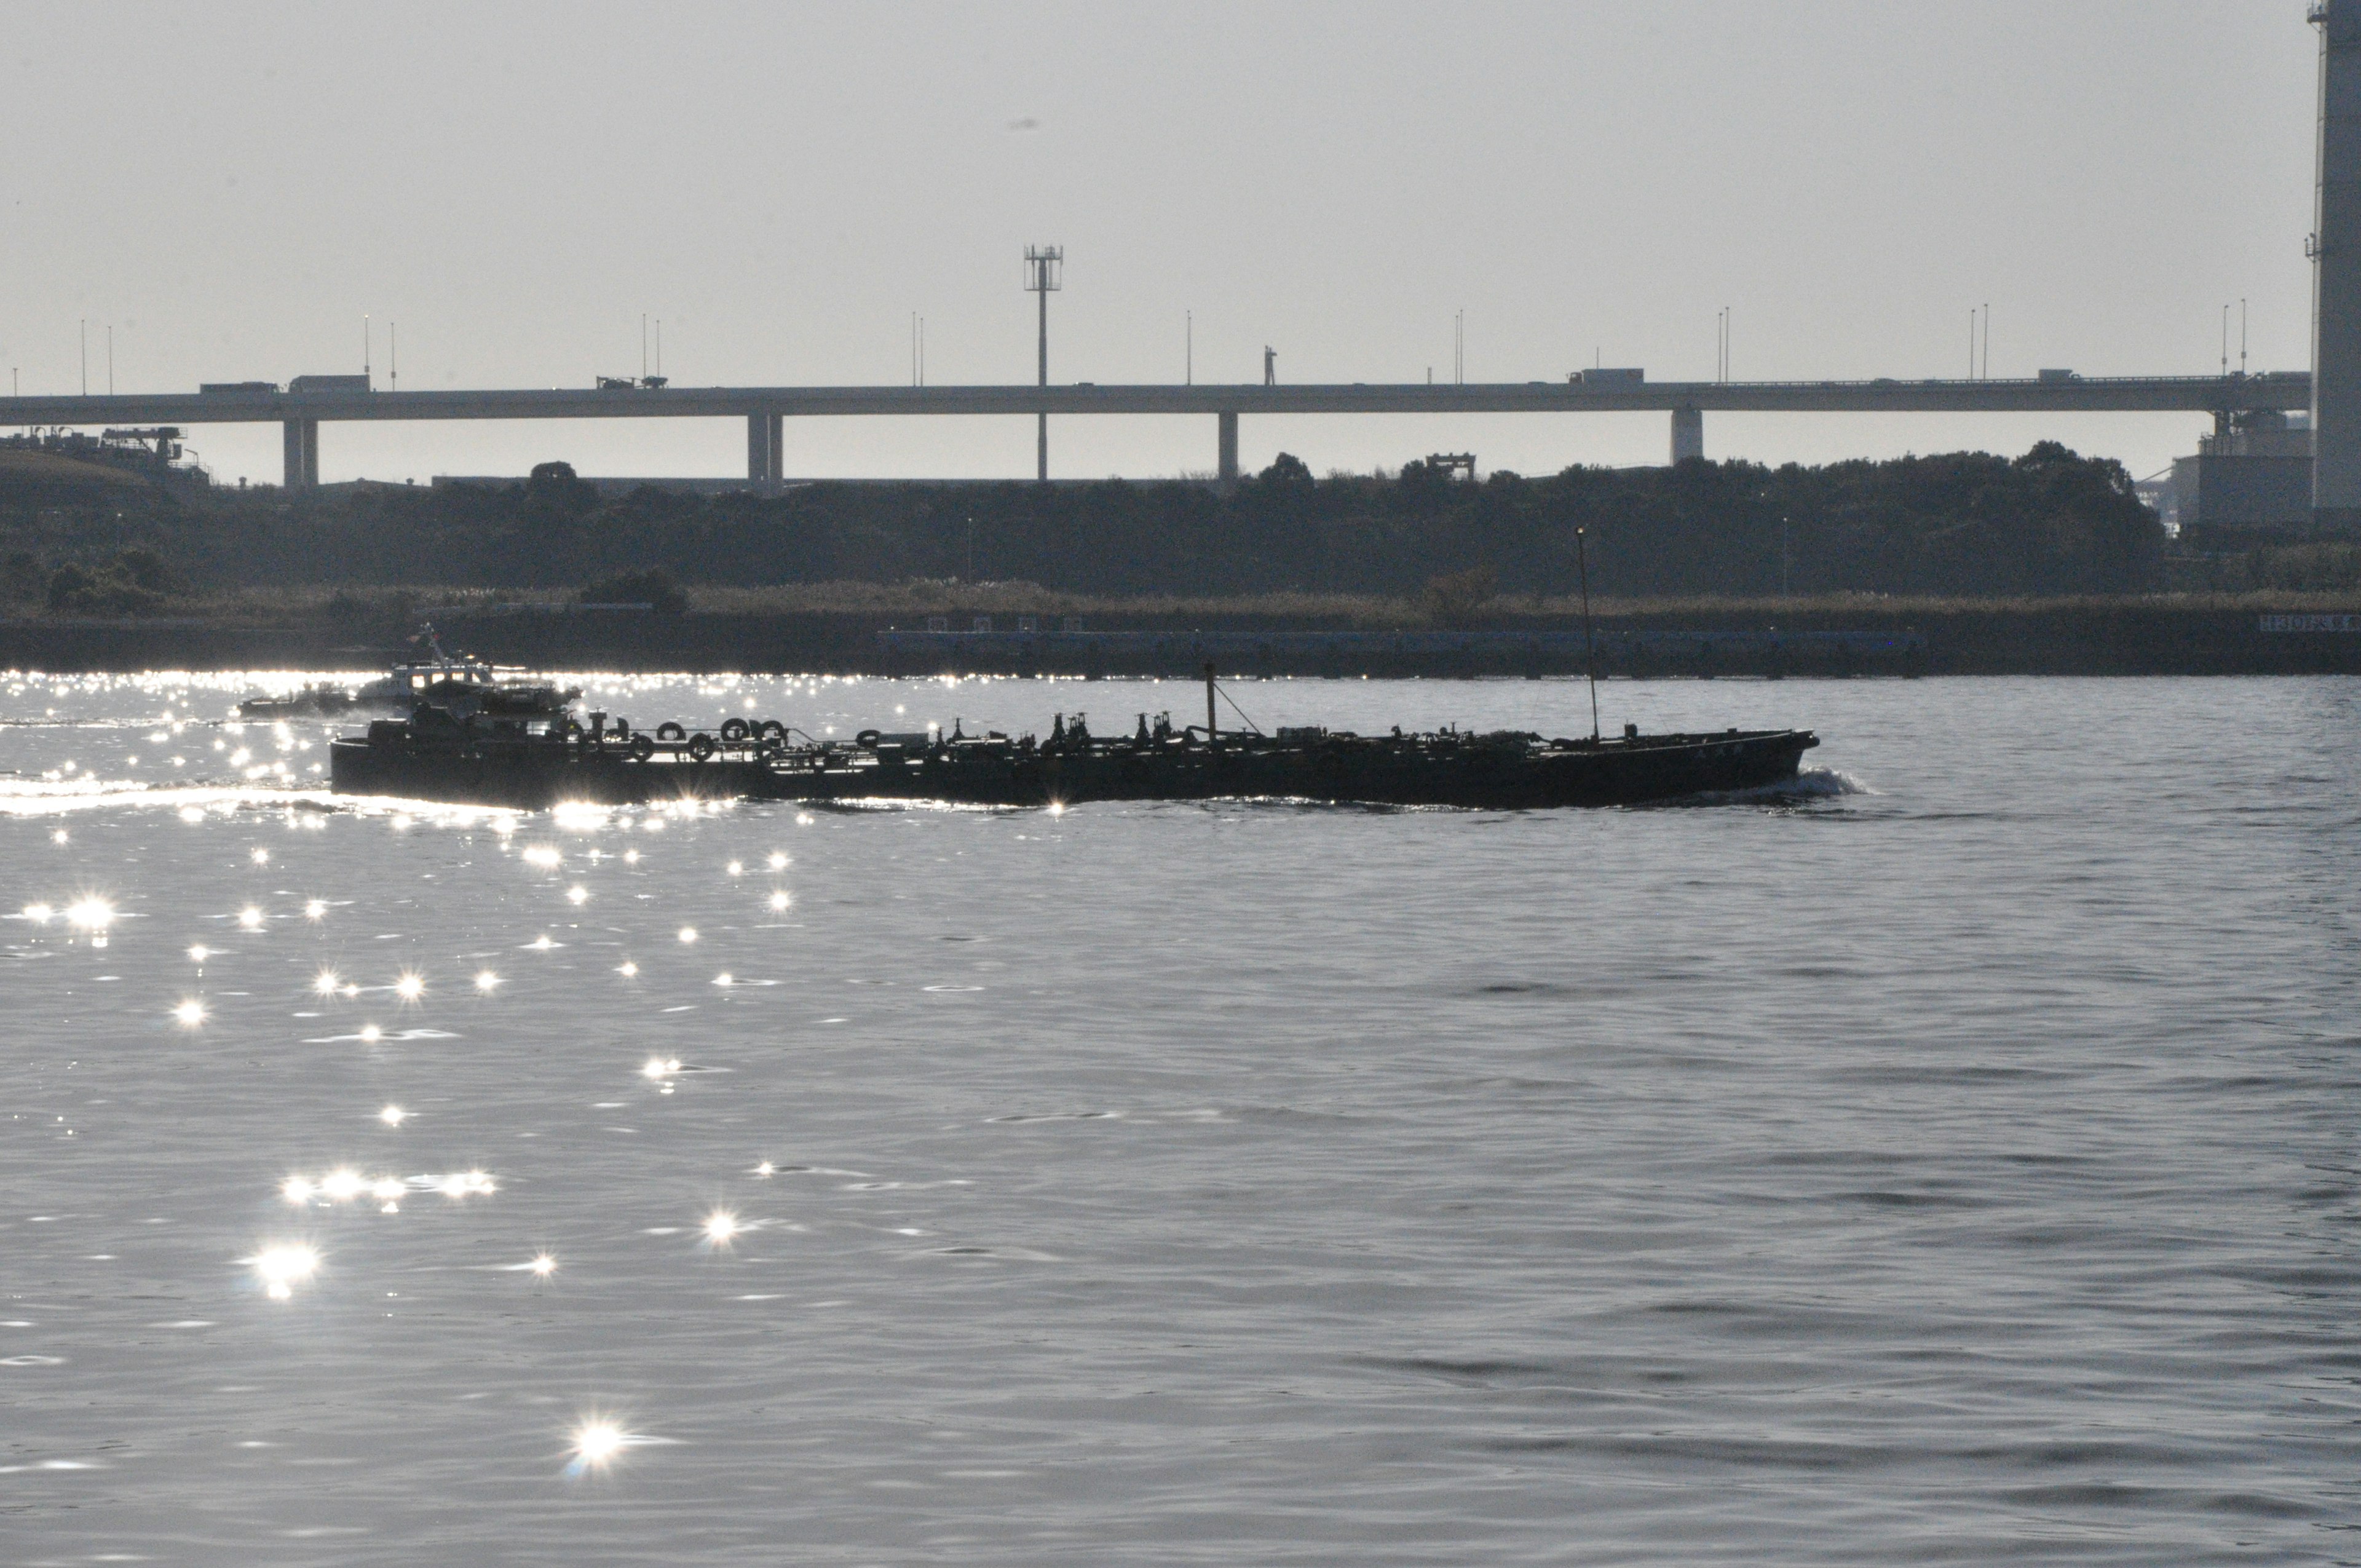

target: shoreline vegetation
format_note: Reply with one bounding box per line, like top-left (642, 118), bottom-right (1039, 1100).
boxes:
top-left (2, 586), bottom-right (2355, 678)
top-left (2, 441), bottom-right (2357, 671)
top-left (7, 580), bottom-right (2360, 628)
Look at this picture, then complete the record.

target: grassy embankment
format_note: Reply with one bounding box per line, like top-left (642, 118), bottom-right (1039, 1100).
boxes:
top-left (4, 583), bottom-right (2357, 678)
top-left (79, 580), bottom-right (2361, 627)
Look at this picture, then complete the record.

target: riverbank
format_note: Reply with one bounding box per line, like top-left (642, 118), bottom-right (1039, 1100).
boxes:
top-left (2, 593), bottom-right (2358, 676)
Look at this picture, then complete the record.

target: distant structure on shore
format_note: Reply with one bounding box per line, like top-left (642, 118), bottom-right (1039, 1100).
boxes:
top-left (1, 8), bottom-right (2355, 529)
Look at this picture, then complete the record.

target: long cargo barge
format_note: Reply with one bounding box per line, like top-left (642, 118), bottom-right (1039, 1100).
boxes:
top-left (329, 705), bottom-right (1819, 811)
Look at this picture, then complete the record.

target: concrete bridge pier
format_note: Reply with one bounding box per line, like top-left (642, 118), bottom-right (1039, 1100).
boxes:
top-left (2314, 0), bottom-right (2361, 526)
top-left (1670, 406), bottom-right (1704, 464)
top-left (1217, 410), bottom-right (1239, 490)
top-left (281, 419), bottom-right (318, 490)
top-left (746, 411), bottom-right (783, 489)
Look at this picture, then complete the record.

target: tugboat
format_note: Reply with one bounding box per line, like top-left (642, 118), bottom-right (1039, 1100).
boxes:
top-left (329, 667), bottom-right (1817, 812)
top-left (241, 625), bottom-right (580, 721)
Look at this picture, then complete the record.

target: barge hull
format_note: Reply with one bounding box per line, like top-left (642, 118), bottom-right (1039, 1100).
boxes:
top-left (330, 731), bottom-right (1817, 812)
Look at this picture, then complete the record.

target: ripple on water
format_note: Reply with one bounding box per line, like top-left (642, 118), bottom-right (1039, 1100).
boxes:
top-left (0, 673), bottom-right (2353, 1564)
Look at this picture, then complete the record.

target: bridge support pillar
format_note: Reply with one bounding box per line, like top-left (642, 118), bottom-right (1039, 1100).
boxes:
top-left (1217, 410), bottom-right (1239, 490)
top-left (282, 419), bottom-right (318, 490)
top-left (1670, 406), bottom-right (1703, 464)
top-left (2315, 0), bottom-right (2361, 528)
top-left (746, 411), bottom-right (783, 489)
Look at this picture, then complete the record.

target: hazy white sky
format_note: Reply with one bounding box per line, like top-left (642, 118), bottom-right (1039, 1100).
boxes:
top-left (0, 1), bottom-right (2322, 484)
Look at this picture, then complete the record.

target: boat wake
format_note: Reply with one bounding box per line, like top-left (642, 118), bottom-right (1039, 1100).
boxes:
top-left (1784, 765), bottom-right (1877, 797)
top-left (1659, 764), bottom-right (1877, 808)
top-left (0, 778), bottom-right (351, 819)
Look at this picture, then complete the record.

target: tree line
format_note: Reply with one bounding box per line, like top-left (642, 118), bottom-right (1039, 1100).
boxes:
top-left (0, 443), bottom-right (2166, 607)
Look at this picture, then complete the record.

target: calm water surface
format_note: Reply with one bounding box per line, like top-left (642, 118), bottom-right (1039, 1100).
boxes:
top-left (1, 671), bottom-right (2355, 1565)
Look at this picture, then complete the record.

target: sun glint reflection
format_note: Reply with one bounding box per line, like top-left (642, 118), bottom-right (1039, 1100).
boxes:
top-left (172, 999), bottom-right (206, 1028)
top-left (395, 972), bottom-right (425, 1002)
top-left (474, 970), bottom-right (500, 992)
top-left (569, 1419), bottom-right (626, 1473)
top-left (314, 970), bottom-right (341, 996)
top-left (379, 1105), bottom-right (407, 1127)
top-left (252, 1244), bottom-right (319, 1300)
top-left (703, 1210), bottom-right (740, 1245)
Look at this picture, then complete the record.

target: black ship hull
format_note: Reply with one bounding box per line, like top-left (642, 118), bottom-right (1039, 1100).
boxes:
top-left (330, 727), bottom-right (1819, 812)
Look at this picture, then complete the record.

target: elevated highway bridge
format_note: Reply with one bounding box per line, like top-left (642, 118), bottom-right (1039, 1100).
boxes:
top-left (0, 372), bottom-right (2311, 491)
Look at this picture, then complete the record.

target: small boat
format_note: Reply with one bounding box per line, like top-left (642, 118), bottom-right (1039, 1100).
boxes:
top-left (240, 625), bottom-right (579, 721)
top-left (236, 683), bottom-right (362, 720)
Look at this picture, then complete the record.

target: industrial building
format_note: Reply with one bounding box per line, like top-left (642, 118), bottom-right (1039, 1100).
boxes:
top-left (2170, 411), bottom-right (2316, 542)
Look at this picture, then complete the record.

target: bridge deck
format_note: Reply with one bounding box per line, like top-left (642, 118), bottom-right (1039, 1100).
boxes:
top-left (0, 373), bottom-right (2312, 427)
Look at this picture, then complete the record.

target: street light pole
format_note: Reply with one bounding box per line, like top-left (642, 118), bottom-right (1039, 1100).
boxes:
top-left (1024, 245), bottom-right (1062, 482)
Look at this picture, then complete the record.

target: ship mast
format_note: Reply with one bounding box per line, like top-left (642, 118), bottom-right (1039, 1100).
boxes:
top-left (1576, 528), bottom-right (1600, 742)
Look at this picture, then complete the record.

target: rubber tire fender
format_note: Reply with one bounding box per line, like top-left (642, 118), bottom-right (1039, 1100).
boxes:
top-left (655, 721), bottom-right (687, 742)
top-left (855, 729), bottom-right (882, 748)
top-left (756, 719), bottom-right (788, 742)
top-left (628, 734), bottom-right (656, 762)
top-left (687, 732), bottom-right (717, 762)
top-left (719, 717), bottom-right (751, 744)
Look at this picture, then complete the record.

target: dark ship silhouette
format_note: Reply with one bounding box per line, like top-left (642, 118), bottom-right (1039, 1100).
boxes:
top-left (330, 663), bottom-right (1817, 811)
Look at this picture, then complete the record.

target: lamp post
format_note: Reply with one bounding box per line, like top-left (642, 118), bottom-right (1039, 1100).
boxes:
top-left (1024, 245), bottom-right (1062, 481)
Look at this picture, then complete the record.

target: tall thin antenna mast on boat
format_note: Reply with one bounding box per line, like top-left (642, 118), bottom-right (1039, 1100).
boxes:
top-left (1204, 661), bottom-right (1217, 740)
top-left (1576, 527), bottom-right (1600, 742)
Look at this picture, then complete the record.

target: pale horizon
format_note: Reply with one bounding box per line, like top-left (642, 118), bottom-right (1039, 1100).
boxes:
top-left (0, 1), bottom-right (2321, 486)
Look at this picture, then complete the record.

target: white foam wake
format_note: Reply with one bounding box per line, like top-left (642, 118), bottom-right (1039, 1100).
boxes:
top-left (0, 780), bottom-right (342, 818)
top-left (1789, 766), bottom-right (1878, 796)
